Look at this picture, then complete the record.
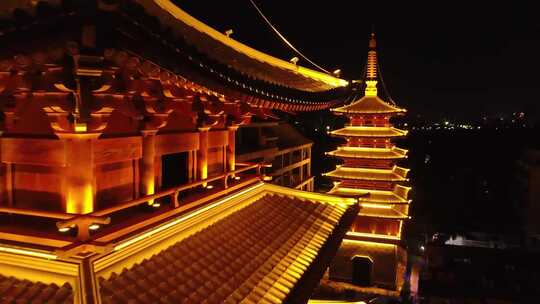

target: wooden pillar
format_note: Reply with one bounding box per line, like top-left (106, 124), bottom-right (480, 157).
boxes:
top-left (0, 133), bottom-right (12, 207)
top-left (307, 148), bottom-right (312, 177)
top-left (141, 130), bottom-right (157, 205)
top-left (198, 127), bottom-right (210, 185)
top-left (58, 133), bottom-right (100, 214)
top-left (227, 125), bottom-right (238, 176)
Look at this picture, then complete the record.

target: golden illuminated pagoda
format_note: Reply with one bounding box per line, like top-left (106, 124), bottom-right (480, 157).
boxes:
top-left (325, 33), bottom-right (411, 292)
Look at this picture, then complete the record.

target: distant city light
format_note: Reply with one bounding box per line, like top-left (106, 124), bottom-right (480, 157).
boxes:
top-left (89, 224), bottom-right (100, 231)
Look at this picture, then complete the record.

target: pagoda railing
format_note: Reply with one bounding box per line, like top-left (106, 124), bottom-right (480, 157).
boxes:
top-left (0, 162), bottom-right (270, 242)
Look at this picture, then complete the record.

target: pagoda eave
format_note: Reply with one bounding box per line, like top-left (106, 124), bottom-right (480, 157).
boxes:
top-left (358, 208), bottom-right (409, 219)
top-left (325, 150), bottom-right (407, 160)
top-left (328, 127), bottom-right (408, 138)
top-left (323, 170), bottom-right (409, 182)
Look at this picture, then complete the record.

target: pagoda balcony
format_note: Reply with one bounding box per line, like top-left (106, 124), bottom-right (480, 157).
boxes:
top-left (326, 146), bottom-right (408, 160)
top-left (329, 126), bottom-right (408, 138)
top-left (0, 162), bottom-right (267, 248)
top-left (323, 165), bottom-right (410, 182)
top-left (328, 184), bottom-right (411, 204)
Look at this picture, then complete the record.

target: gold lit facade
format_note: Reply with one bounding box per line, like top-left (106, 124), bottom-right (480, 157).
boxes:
top-left (0, 1), bottom-right (354, 303)
top-left (324, 33), bottom-right (411, 291)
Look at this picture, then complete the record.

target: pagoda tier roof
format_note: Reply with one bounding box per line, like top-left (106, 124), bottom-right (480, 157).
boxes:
top-left (332, 95), bottom-right (406, 114)
top-left (329, 126), bottom-right (408, 138)
top-left (98, 184), bottom-right (358, 304)
top-left (326, 146), bottom-right (408, 159)
top-left (323, 165), bottom-right (410, 182)
top-left (328, 184), bottom-right (411, 204)
top-left (358, 205), bottom-right (408, 219)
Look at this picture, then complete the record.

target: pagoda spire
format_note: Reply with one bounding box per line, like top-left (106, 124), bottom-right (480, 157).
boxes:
top-left (365, 32), bottom-right (378, 97)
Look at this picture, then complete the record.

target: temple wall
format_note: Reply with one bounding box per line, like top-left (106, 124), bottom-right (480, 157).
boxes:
top-left (329, 240), bottom-right (401, 290)
top-left (351, 216), bottom-right (401, 236)
top-left (0, 129), bottom-right (231, 211)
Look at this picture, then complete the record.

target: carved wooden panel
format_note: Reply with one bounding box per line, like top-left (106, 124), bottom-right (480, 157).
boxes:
top-left (1, 138), bottom-right (65, 166)
top-left (156, 133), bottom-right (199, 156)
top-left (208, 130), bottom-right (228, 148)
top-left (93, 137), bottom-right (142, 164)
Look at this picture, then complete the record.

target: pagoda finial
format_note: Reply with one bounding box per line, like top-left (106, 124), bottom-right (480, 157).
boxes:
top-left (369, 30), bottom-right (376, 49)
top-left (365, 31), bottom-right (378, 96)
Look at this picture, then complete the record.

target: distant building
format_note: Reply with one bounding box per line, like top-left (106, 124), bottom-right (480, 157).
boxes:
top-left (324, 33), bottom-right (411, 292)
top-left (237, 121), bottom-right (314, 191)
top-left (517, 149), bottom-right (540, 244)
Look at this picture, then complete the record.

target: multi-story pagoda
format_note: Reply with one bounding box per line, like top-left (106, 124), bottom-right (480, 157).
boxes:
top-left (324, 33), bottom-right (412, 291)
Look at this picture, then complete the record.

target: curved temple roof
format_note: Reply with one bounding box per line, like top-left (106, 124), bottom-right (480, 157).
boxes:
top-left (138, 0), bottom-right (348, 92)
top-left (0, 0), bottom-right (350, 110)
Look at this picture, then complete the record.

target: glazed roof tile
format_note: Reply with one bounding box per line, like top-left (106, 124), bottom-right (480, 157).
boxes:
top-left (0, 274), bottom-right (73, 303)
top-left (99, 193), bottom-right (355, 303)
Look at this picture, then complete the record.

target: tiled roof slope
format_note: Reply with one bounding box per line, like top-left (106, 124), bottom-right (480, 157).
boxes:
top-left (99, 193), bottom-right (357, 303)
top-left (0, 274), bottom-right (73, 303)
top-left (332, 96), bottom-right (405, 114)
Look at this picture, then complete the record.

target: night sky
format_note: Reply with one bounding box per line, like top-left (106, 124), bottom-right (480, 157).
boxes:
top-left (175, 1), bottom-right (540, 121)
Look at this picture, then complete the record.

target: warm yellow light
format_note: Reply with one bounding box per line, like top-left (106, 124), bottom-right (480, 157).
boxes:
top-left (364, 80), bottom-right (378, 97)
top-left (152, 202), bottom-right (161, 208)
top-left (146, 179), bottom-right (155, 206)
top-left (205, 185), bottom-right (214, 190)
top-left (343, 239), bottom-right (396, 249)
top-left (309, 300), bottom-right (366, 304)
top-left (346, 231), bottom-right (400, 240)
top-left (58, 227), bottom-right (71, 233)
top-left (89, 224), bottom-right (100, 231)
top-left (360, 203), bottom-right (392, 209)
top-left (114, 183), bottom-right (265, 251)
top-left (234, 176), bottom-right (241, 180)
top-left (67, 184), bottom-right (93, 214)
top-left (74, 123), bottom-right (87, 133)
top-left (0, 246), bottom-right (57, 260)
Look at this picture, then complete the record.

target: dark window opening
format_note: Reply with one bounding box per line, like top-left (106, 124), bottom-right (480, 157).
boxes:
top-left (161, 152), bottom-right (189, 189)
top-left (352, 256), bottom-right (373, 286)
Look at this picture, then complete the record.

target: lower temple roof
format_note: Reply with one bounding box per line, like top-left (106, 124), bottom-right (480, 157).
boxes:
top-left (98, 191), bottom-right (356, 303)
top-left (0, 183), bottom-right (358, 303)
top-left (0, 274), bottom-right (73, 303)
